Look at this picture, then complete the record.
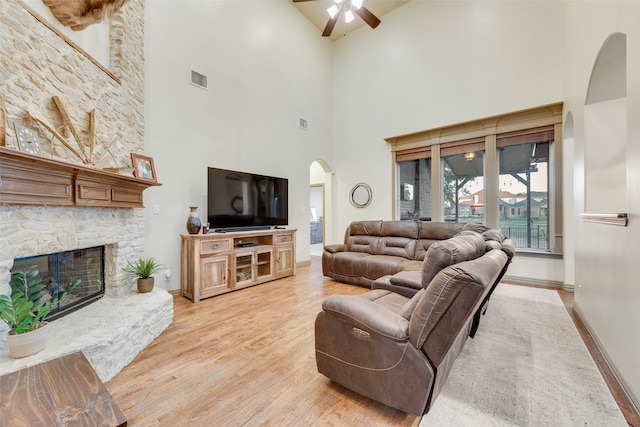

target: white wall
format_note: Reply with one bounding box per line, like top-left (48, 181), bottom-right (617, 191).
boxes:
top-left (329, 1), bottom-right (564, 284)
top-left (562, 0), bottom-right (640, 409)
top-left (140, 0), bottom-right (640, 407)
top-left (143, 1), bottom-right (333, 291)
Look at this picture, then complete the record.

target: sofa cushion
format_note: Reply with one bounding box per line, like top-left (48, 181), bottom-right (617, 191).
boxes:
top-left (348, 220), bottom-right (383, 238)
top-left (399, 288), bottom-right (425, 320)
top-left (460, 223), bottom-right (490, 234)
top-left (329, 252), bottom-right (371, 278)
top-left (362, 289), bottom-right (411, 314)
top-left (381, 220), bottom-right (419, 239)
top-left (415, 222), bottom-right (464, 260)
top-left (482, 228), bottom-right (506, 243)
top-left (419, 222), bottom-right (464, 240)
top-left (376, 237), bottom-right (416, 260)
top-left (372, 273), bottom-right (421, 299)
top-left (390, 270), bottom-right (422, 291)
top-left (421, 231), bottom-right (487, 286)
top-left (346, 235), bottom-right (380, 254)
top-left (365, 255), bottom-right (409, 281)
top-left (409, 249), bottom-right (508, 351)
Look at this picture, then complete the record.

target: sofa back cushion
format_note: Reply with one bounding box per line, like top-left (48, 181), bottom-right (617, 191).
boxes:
top-left (345, 220), bottom-right (383, 254)
top-left (375, 221), bottom-right (419, 259)
top-left (408, 250), bottom-right (507, 360)
top-left (415, 222), bottom-right (464, 260)
top-left (421, 231), bottom-right (487, 286)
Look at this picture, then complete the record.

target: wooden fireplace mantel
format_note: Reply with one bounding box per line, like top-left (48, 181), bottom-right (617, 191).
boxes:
top-left (0, 146), bottom-right (161, 208)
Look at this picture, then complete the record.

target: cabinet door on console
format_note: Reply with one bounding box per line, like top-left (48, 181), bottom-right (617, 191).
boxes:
top-left (275, 245), bottom-right (294, 277)
top-left (199, 255), bottom-right (230, 298)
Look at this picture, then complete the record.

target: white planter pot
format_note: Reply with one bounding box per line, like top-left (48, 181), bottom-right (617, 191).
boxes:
top-left (6, 322), bottom-right (49, 358)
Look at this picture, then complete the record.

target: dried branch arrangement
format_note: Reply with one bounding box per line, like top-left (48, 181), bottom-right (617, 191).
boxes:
top-left (26, 96), bottom-right (118, 167)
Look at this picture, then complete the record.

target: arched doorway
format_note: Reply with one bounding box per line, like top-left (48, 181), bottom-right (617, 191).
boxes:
top-left (310, 160), bottom-right (333, 256)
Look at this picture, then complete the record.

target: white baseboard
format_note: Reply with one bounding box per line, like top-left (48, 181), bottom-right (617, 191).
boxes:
top-left (502, 274), bottom-right (566, 290)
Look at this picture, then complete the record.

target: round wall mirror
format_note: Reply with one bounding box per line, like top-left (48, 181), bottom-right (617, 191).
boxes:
top-left (349, 183), bottom-right (372, 208)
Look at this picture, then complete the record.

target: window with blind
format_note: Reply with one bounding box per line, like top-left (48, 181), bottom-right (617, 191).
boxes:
top-left (389, 103), bottom-right (562, 252)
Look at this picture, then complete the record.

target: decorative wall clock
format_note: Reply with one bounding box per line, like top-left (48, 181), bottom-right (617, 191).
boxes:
top-left (14, 123), bottom-right (41, 155)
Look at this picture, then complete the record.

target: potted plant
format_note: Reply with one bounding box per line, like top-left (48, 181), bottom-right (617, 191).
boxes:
top-left (123, 257), bottom-right (164, 293)
top-left (0, 266), bottom-right (80, 358)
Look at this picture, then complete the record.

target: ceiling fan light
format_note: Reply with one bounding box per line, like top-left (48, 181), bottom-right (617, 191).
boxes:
top-left (464, 152), bottom-right (476, 161)
top-left (327, 5), bottom-right (339, 18)
top-left (345, 9), bottom-right (355, 23)
top-left (352, 0), bottom-right (363, 9)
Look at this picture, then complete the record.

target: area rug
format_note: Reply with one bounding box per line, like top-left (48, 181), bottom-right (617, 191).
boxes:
top-left (420, 285), bottom-right (627, 426)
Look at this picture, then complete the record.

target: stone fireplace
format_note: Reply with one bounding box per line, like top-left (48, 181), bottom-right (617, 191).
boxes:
top-left (0, 0), bottom-right (169, 381)
top-left (0, 202), bottom-right (173, 381)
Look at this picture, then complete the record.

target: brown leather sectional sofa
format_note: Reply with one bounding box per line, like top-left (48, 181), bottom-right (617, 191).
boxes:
top-left (316, 220), bottom-right (515, 415)
top-left (322, 220), bottom-right (492, 288)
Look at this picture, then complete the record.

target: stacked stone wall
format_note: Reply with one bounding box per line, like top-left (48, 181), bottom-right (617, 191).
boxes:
top-left (0, 0), bottom-right (146, 295)
top-left (0, 1), bottom-right (144, 166)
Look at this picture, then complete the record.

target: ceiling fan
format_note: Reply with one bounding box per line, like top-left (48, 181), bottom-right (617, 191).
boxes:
top-left (293, 0), bottom-right (381, 37)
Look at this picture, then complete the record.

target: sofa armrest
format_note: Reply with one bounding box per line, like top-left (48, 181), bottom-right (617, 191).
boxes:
top-left (324, 243), bottom-right (347, 254)
top-left (322, 295), bottom-right (409, 341)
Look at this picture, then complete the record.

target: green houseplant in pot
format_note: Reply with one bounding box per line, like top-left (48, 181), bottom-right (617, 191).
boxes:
top-left (123, 257), bottom-right (164, 293)
top-left (0, 266), bottom-right (80, 358)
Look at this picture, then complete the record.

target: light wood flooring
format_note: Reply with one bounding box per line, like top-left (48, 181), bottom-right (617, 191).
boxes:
top-left (106, 258), bottom-right (419, 426)
top-left (107, 259), bottom-right (639, 427)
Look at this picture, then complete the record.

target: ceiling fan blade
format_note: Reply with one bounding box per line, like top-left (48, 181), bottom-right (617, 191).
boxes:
top-left (322, 13), bottom-right (340, 37)
top-left (291, 0), bottom-right (318, 2)
top-left (354, 6), bottom-right (381, 29)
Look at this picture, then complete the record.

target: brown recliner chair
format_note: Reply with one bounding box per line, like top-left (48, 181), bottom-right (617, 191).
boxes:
top-left (314, 232), bottom-right (508, 415)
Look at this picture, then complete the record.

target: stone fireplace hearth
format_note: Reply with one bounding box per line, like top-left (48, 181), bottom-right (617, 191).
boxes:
top-left (0, 203), bottom-right (173, 381)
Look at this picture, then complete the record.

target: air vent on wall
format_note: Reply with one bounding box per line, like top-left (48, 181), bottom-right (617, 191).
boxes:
top-left (190, 69), bottom-right (208, 90)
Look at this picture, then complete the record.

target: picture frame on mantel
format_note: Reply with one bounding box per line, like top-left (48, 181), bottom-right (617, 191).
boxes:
top-left (131, 153), bottom-right (157, 182)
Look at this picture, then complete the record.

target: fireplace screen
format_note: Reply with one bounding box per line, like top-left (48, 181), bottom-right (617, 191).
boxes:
top-left (11, 246), bottom-right (105, 320)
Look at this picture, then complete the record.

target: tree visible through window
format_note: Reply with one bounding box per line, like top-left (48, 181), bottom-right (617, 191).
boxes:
top-left (443, 151), bottom-right (484, 223)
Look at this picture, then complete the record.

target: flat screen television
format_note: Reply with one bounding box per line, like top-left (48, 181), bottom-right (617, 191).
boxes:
top-left (207, 167), bottom-right (288, 231)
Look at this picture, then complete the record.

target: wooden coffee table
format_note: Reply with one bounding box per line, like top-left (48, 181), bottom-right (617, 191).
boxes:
top-left (0, 351), bottom-right (126, 426)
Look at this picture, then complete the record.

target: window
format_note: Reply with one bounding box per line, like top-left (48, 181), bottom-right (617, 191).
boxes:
top-left (442, 150), bottom-right (484, 224)
top-left (498, 128), bottom-right (551, 250)
top-left (388, 103), bottom-right (562, 252)
top-left (397, 158), bottom-right (432, 220)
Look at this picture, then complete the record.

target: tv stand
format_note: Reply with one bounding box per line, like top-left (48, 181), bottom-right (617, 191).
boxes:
top-left (214, 226), bottom-right (271, 233)
top-left (181, 228), bottom-right (296, 302)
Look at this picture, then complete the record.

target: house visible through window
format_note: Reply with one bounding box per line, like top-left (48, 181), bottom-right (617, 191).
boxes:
top-left (498, 127), bottom-right (551, 250)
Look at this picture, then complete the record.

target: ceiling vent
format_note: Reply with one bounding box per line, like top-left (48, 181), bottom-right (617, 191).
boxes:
top-left (190, 69), bottom-right (208, 90)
